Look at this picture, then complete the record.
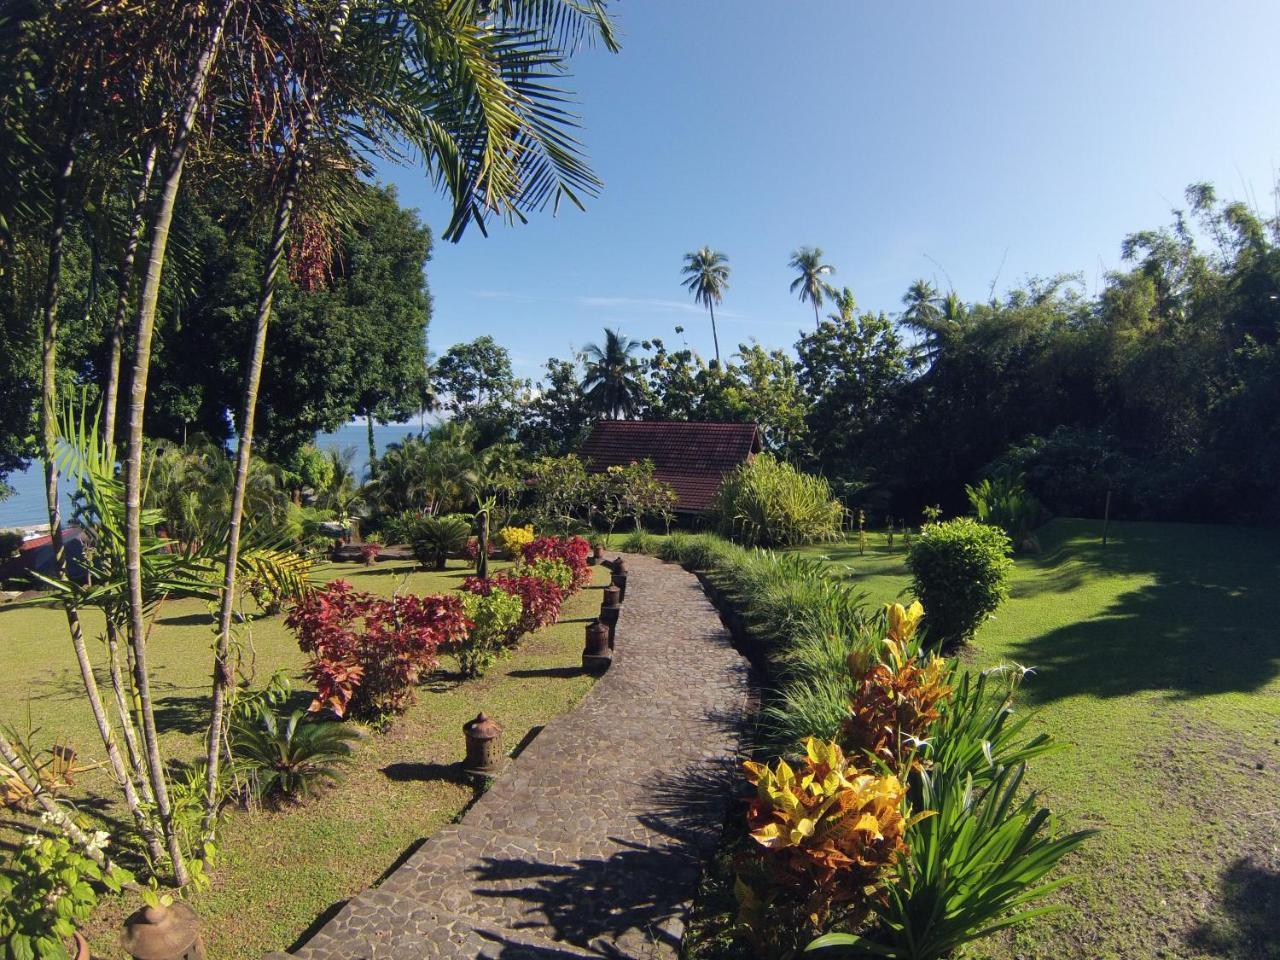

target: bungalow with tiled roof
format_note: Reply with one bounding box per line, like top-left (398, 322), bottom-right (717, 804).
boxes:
top-left (578, 420), bottom-right (762, 515)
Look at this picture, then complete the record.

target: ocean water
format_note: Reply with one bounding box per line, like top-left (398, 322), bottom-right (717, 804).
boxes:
top-left (0, 421), bottom-right (429, 531)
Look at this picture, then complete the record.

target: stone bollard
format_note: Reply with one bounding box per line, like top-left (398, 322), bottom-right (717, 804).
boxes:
top-left (582, 619), bottom-right (612, 673)
top-left (121, 902), bottom-right (206, 960)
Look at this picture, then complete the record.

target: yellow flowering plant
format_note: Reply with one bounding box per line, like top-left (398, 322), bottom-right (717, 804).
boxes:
top-left (496, 524), bottom-right (535, 557)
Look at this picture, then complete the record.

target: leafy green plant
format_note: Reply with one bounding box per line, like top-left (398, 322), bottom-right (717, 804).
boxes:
top-left (231, 709), bottom-right (361, 807)
top-left (456, 590), bottom-right (523, 678)
top-left (0, 826), bottom-right (131, 960)
top-left (711, 454), bottom-right (844, 547)
top-left (906, 518), bottom-right (1013, 648)
top-left (410, 514), bottom-right (472, 570)
top-left (966, 469), bottom-right (1042, 552)
top-left (806, 763), bottom-right (1095, 960)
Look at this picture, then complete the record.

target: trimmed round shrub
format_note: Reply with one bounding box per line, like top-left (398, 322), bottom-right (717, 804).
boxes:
top-left (906, 517), bottom-right (1013, 648)
top-left (710, 454), bottom-right (843, 547)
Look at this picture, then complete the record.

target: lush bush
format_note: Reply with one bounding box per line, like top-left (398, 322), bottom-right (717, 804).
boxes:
top-left (231, 708), bottom-right (361, 806)
top-left (906, 518), bottom-right (1012, 648)
top-left (410, 513), bottom-right (471, 570)
top-left (520, 535), bottom-right (591, 591)
top-left (736, 738), bottom-right (912, 955)
top-left (286, 581), bottom-right (468, 720)
top-left (965, 469), bottom-right (1042, 552)
top-left (461, 573), bottom-right (564, 643)
top-left (1, 828), bottom-right (130, 960)
top-left (0, 531), bottom-right (21, 561)
top-left (513, 556), bottom-right (575, 593)
top-left (496, 524), bottom-right (535, 556)
top-left (456, 589), bottom-right (524, 678)
top-left (710, 454), bottom-right (844, 547)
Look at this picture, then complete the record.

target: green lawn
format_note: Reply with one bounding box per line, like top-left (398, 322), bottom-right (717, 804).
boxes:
top-left (794, 519), bottom-right (1280, 960)
top-left (0, 557), bottom-right (610, 959)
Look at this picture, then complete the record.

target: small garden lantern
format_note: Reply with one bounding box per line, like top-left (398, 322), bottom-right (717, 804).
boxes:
top-left (121, 902), bottom-right (206, 960)
top-left (462, 712), bottom-right (504, 776)
top-left (582, 619), bottom-right (612, 672)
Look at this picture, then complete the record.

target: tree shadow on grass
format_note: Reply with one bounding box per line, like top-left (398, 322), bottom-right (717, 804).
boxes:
top-left (1187, 857), bottom-right (1280, 960)
top-left (1004, 528), bottom-right (1280, 704)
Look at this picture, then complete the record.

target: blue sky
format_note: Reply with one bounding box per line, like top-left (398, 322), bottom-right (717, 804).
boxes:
top-left (377, 0), bottom-right (1280, 380)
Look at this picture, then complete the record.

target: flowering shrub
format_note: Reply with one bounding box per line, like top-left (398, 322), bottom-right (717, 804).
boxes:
top-left (461, 573), bottom-right (565, 644)
top-left (736, 738), bottom-right (916, 955)
top-left (497, 524), bottom-right (535, 556)
top-left (456, 590), bottom-right (524, 677)
top-left (286, 581), bottom-right (468, 720)
top-left (520, 535), bottom-right (591, 591)
top-left (0, 823), bottom-right (130, 960)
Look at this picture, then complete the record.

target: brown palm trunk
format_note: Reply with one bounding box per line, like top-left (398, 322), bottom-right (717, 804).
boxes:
top-left (122, 0), bottom-right (234, 886)
top-left (203, 1), bottom-right (355, 838)
top-left (38, 131), bottom-right (165, 865)
top-left (103, 143), bottom-right (158, 452)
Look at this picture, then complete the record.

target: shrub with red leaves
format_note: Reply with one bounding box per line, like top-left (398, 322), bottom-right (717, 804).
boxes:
top-left (286, 580), bottom-right (469, 720)
top-left (520, 536), bottom-right (591, 592)
top-left (461, 573), bottom-right (565, 645)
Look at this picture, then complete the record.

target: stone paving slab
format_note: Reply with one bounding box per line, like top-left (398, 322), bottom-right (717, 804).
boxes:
top-left (281, 553), bottom-right (748, 959)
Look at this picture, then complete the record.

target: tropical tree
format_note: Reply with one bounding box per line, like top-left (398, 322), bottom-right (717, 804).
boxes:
top-left (789, 246), bottom-right (836, 326)
top-left (581, 328), bottom-right (647, 419)
top-left (680, 246), bottom-right (730, 365)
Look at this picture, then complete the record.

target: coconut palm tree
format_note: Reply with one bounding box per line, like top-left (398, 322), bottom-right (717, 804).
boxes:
top-left (680, 247), bottom-right (730, 365)
top-left (789, 247), bottom-right (835, 326)
top-left (581, 328), bottom-right (646, 419)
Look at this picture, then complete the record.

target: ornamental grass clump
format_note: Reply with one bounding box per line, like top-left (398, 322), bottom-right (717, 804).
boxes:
top-left (906, 517), bottom-right (1013, 648)
top-left (735, 737), bottom-right (921, 957)
top-left (711, 453), bottom-right (844, 547)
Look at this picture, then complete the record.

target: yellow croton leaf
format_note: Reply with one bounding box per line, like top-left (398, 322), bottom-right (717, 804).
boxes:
top-left (885, 600), bottom-right (925, 645)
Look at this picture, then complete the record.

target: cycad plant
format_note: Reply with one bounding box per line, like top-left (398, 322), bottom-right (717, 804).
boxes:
top-left (231, 709), bottom-right (361, 807)
top-left (412, 514), bottom-right (473, 570)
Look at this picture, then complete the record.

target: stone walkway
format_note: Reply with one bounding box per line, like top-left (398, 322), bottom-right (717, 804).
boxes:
top-left (275, 553), bottom-right (752, 959)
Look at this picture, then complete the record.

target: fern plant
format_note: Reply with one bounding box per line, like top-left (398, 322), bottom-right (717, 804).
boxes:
top-left (231, 709), bottom-right (360, 806)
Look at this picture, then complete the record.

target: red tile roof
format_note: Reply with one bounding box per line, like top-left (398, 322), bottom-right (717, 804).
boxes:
top-left (579, 420), bottom-right (762, 513)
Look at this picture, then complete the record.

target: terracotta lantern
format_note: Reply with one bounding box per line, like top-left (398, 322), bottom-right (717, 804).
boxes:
top-left (462, 712), bottom-right (504, 775)
top-left (121, 902), bottom-right (206, 960)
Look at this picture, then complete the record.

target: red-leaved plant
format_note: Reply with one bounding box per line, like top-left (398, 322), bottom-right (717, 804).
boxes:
top-left (520, 536), bottom-right (592, 591)
top-left (286, 581), bottom-right (469, 720)
top-left (461, 573), bottom-right (565, 645)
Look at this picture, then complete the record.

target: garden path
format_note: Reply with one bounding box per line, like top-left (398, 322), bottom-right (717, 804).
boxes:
top-left (271, 552), bottom-right (752, 959)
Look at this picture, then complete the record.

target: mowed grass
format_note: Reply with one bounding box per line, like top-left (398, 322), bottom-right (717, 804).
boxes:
top-left (0, 557), bottom-right (610, 959)
top-left (794, 519), bottom-right (1280, 960)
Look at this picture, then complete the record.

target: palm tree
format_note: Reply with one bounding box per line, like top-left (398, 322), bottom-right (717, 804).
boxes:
top-left (581, 328), bottom-right (646, 419)
top-left (901, 279), bottom-right (959, 367)
top-left (680, 247), bottom-right (730, 365)
top-left (789, 247), bottom-right (835, 326)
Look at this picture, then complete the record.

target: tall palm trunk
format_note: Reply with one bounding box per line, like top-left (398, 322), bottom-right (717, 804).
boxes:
top-left (709, 302), bottom-right (721, 366)
top-left (204, 2), bottom-right (355, 838)
top-left (37, 130), bottom-right (165, 865)
top-left (122, 0), bottom-right (234, 886)
top-left (103, 142), bottom-right (158, 451)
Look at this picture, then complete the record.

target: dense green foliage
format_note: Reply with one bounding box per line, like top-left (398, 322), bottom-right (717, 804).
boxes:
top-left (710, 454), bottom-right (844, 547)
top-left (231, 709), bottom-right (361, 807)
top-left (906, 518), bottom-right (1013, 648)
